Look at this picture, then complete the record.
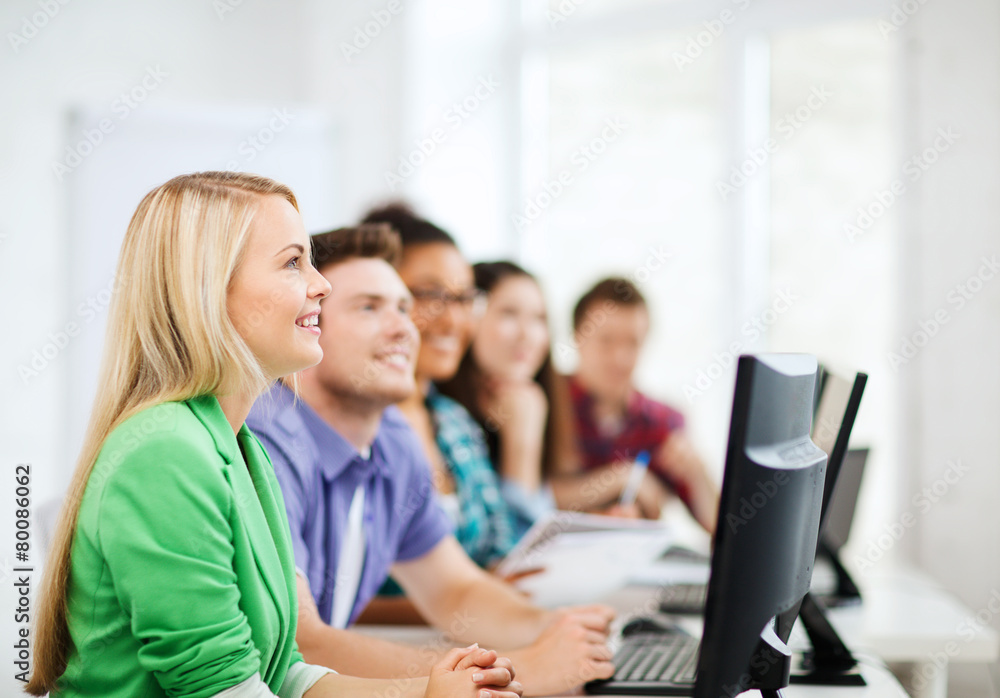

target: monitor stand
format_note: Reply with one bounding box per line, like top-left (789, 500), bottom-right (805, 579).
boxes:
top-left (790, 593), bottom-right (866, 686)
top-left (816, 539), bottom-right (862, 607)
top-left (743, 624), bottom-right (793, 695)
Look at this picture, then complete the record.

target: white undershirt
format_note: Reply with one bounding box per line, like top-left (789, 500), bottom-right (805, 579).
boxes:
top-left (331, 447), bottom-right (370, 629)
top-left (211, 662), bottom-right (335, 697)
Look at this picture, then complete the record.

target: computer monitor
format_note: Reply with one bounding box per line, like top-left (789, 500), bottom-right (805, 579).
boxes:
top-left (812, 363), bottom-right (827, 418)
top-left (659, 370), bottom-right (868, 619)
top-left (821, 447), bottom-right (869, 552)
top-left (788, 371), bottom-right (868, 687)
top-left (811, 371), bottom-right (868, 532)
top-left (693, 354), bottom-right (827, 698)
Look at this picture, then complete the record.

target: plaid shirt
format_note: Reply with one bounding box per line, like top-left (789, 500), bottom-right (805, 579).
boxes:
top-left (426, 387), bottom-right (517, 568)
top-left (568, 375), bottom-right (691, 505)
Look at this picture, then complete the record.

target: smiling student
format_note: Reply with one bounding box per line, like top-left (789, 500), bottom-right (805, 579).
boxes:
top-left (247, 224), bottom-right (615, 697)
top-left (363, 203), bottom-right (518, 568)
top-left (26, 172), bottom-right (519, 698)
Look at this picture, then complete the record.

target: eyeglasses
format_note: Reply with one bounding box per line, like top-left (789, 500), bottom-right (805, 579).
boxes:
top-left (409, 287), bottom-right (486, 312)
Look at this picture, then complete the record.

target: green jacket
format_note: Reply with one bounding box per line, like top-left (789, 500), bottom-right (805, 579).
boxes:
top-left (57, 395), bottom-right (305, 697)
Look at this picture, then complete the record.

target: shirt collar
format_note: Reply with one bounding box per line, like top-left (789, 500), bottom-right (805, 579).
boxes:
top-left (625, 387), bottom-right (645, 418)
top-left (570, 374), bottom-right (642, 421)
top-left (271, 382), bottom-right (385, 482)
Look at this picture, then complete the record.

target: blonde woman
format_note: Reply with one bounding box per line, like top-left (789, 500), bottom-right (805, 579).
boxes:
top-left (26, 172), bottom-right (521, 698)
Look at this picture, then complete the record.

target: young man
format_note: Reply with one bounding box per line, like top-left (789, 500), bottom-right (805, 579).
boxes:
top-left (564, 277), bottom-right (719, 533)
top-left (247, 225), bottom-right (615, 697)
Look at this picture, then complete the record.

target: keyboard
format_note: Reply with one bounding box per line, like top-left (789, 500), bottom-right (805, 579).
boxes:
top-left (658, 583), bottom-right (707, 615)
top-left (586, 632), bottom-right (700, 695)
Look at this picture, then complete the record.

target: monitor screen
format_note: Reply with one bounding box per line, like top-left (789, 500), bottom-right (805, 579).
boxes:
top-left (812, 372), bottom-right (854, 457)
top-left (811, 371), bottom-right (867, 533)
top-left (821, 448), bottom-right (869, 552)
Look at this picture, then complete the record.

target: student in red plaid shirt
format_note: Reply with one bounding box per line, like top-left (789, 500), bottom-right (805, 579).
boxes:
top-left (558, 277), bottom-right (719, 533)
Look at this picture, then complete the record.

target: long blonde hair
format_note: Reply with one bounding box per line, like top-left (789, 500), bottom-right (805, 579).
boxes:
top-left (26, 171), bottom-right (298, 694)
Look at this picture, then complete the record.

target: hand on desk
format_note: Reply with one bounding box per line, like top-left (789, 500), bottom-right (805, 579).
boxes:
top-left (428, 644), bottom-right (523, 698)
top-left (506, 605), bottom-right (616, 696)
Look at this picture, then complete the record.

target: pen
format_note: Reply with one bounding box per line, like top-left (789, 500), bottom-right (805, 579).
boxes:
top-left (619, 450), bottom-right (650, 507)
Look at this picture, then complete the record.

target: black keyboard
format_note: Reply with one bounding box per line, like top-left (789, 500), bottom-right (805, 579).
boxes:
top-left (586, 633), bottom-right (700, 695)
top-left (658, 583), bottom-right (707, 614)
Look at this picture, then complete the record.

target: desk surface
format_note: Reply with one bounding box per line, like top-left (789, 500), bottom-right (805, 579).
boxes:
top-left (641, 505), bottom-right (999, 670)
top-left (357, 512), bottom-right (995, 698)
top-left (355, 579), bottom-right (912, 698)
top-left (625, 551), bottom-right (998, 698)
top-left (353, 623), bottom-right (910, 698)
top-left (846, 563), bottom-right (999, 663)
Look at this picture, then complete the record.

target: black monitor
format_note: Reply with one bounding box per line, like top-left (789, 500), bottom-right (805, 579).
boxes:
top-left (811, 371), bottom-right (867, 533)
top-left (808, 371), bottom-right (867, 606)
top-left (812, 363), bottom-right (827, 418)
top-left (788, 370), bottom-right (868, 687)
top-left (821, 447), bottom-right (869, 553)
top-left (693, 354), bottom-right (827, 698)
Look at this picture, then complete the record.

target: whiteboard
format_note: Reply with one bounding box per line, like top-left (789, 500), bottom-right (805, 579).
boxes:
top-left (63, 105), bottom-right (340, 457)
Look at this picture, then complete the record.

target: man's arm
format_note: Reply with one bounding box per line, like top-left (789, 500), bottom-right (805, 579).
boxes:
top-left (354, 595), bottom-right (429, 626)
top-left (294, 574), bottom-right (438, 680)
top-left (391, 538), bottom-right (615, 697)
top-left (656, 433), bottom-right (719, 534)
top-left (391, 537), bottom-right (551, 648)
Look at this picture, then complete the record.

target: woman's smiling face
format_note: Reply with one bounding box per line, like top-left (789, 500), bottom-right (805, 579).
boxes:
top-left (226, 194), bottom-right (331, 381)
top-left (397, 242), bottom-right (479, 382)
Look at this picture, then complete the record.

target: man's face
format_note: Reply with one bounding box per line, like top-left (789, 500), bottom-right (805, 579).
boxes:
top-left (307, 258), bottom-right (419, 407)
top-left (575, 303), bottom-right (649, 400)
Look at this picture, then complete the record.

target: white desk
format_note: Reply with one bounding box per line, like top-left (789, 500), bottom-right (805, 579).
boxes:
top-left (570, 664), bottom-right (910, 698)
top-left (629, 553), bottom-right (998, 698)
top-left (354, 506), bottom-right (993, 698)
top-left (821, 562), bottom-right (999, 698)
top-left (597, 584), bottom-right (910, 698)
top-left (355, 582), bottom-right (911, 698)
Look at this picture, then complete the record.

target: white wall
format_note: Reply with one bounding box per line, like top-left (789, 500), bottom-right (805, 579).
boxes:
top-left (0, 0), bottom-right (312, 500)
top-left (300, 1), bottom-right (408, 219)
top-left (0, 2), bottom-right (404, 694)
top-left (895, 0), bottom-right (1000, 690)
top-left (2, 0), bottom-right (1000, 695)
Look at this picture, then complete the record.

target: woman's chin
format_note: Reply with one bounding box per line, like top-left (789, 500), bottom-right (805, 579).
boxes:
top-left (286, 349), bottom-right (324, 376)
top-left (496, 367), bottom-right (538, 383)
top-left (419, 358), bottom-right (462, 382)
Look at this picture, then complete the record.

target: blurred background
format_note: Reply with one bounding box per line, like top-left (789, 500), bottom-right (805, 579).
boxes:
top-left (1, 0), bottom-right (998, 694)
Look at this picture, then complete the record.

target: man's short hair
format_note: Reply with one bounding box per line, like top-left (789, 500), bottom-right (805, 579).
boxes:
top-left (310, 223), bottom-right (402, 272)
top-left (572, 277), bottom-right (647, 331)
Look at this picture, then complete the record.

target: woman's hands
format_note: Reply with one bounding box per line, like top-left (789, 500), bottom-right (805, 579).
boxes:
top-left (426, 645), bottom-right (523, 698)
top-left (484, 380), bottom-right (548, 446)
top-left (481, 379), bottom-right (548, 491)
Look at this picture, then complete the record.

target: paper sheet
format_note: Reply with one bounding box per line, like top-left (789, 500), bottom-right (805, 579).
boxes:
top-left (497, 511), bottom-right (674, 607)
